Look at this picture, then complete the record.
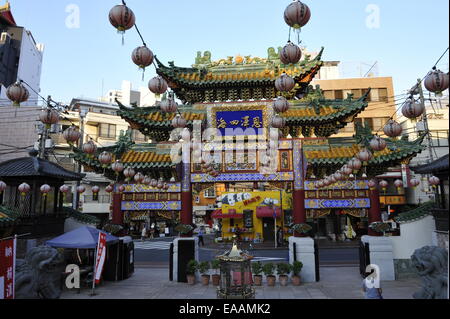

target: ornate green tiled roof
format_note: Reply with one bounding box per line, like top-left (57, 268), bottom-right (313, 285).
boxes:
top-left (394, 201), bottom-right (436, 224)
top-left (305, 124), bottom-right (426, 176)
top-left (117, 88), bottom-right (369, 140)
top-left (156, 48), bottom-right (324, 104)
top-left (117, 101), bottom-right (206, 142)
top-left (0, 206), bottom-right (19, 228)
top-left (73, 133), bottom-right (177, 179)
top-left (63, 207), bottom-right (101, 226)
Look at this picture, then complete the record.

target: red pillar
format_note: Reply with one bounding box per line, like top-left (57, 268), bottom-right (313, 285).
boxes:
top-left (368, 188), bottom-right (382, 236)
top-left (112, 192), bottom-right (123, 225)
top-left (181, 191), bottom-right (193, 237)
top-left (293, 189), bottom-right (306, 237)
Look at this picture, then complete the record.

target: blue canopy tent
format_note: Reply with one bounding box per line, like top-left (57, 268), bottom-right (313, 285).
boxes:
top-left (46, 226), bottom-right (119, 249)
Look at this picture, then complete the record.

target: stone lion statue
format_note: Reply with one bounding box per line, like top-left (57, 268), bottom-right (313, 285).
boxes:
top-left (411, 246), bottom-right (448, 299)
top-left (15, 246), bottom-right (65, 299)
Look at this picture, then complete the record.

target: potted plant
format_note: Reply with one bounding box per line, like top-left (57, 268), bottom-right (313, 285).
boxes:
top-left (198, 261), bottom-right (210, 286)
top-left (186, 260), bottom-right (198, 285)
top-left (277, 263), bottom-right (292, 287)
top-left (251, 261), bottom-right (263, 286)
top-left (291, 261), bottom-right (303, 286)
top-left (175, 224), bottom-right (194, 236)
top-left (211, 259), bottom-right (221, 286)
top-left (291, 223), bottom-right (312, 236)
top-left (262, 263), bottom-right (276, 287)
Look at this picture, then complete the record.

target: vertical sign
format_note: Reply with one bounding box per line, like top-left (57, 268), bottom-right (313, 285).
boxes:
top-left (94, 232), bottom-right (107, 285)
top-left (0, 237), bottom-right (16, 299)
top-left (401, 164), bottom-right (410, 187)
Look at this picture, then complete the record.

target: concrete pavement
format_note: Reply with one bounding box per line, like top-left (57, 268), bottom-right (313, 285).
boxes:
top-left (61, 266), bottom-right (421, 300)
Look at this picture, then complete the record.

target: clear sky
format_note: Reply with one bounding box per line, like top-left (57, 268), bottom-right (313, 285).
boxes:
top-left (9, 0), bottom-right (450, 105)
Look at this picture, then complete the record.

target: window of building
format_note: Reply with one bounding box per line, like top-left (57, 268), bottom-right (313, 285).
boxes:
top-left (371, 117), bottom-right (390, 131)
top-left (361, 89), bottom-right (371, 101)
top-left (340, 122), bottom-right (355, 133)
top-left (351, 89), bottom-right (362, 99)
top-left (431, 131), bottom-right (449, 147)
top-left (334, 90), bottom-right (343, 100)
top-left (378, 88), bottom-right (388, 102)
top-left (99, 123), bottom-right (116, 139)
top-left (323, 90), bottom-right (334, 99)
top-left (204, 188), bottom-right (216, 198)
top-left (133, 130), bottom-right (147, 142)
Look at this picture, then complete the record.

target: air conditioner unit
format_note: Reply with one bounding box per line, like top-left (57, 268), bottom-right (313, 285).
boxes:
top-left (45, 139), bottom-right (54, 149)
top-left (416, 121), bottom-right (426, 132)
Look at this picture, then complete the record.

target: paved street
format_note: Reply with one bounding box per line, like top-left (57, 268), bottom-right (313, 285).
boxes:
top-left (61, 266), bottom-right (421, 299)
top-left (133, 238), bottom-right (359, 267)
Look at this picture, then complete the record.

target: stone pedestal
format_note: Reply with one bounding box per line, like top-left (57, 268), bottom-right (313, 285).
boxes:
top-left (288, 237), bottom-right (316, 283)
top-left (172, 237), bottom-right (199, 283)
top-left (361, 235), bottom-right (395, 281)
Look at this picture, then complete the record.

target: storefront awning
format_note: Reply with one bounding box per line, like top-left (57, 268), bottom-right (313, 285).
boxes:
top-left (211, 210), bottom-right (244, 219)
top-left (256, 207), bottom-right (281, 218)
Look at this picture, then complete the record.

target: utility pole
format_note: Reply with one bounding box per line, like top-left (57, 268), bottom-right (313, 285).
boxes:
top-left (417, 79), bottom-right (434, 164)
top-left (38, 96), bottom-right (52, 159)
top-left (73, 108), bottom-right (87, 210)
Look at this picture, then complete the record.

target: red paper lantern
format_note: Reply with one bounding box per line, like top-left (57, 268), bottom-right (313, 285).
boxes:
top-left (18, 183), bottom-right (31, 196)
top-left (109, 4), bottom-right (135, 38)
top-left (379, 180), bottom-right (388, 191)
top-left (368, 180), bottom-right (377, 190)
top-left (143, 176), bottom-right (152, 186)
top-left (172, 114), bottom-right (187, 129)
top-left (82, 140), bottom-right (97, 156)
top-left (271, 115), bottom-right (286, 128)
top-left (123, 168), bottom-right (136, 181)
top-left (40, 184), bottom-right (51, 197)
top-left (348, 158), bottom-right (362, 172)
top-left (98, 151), bottom-right (113, 167)
top-left (428, 176), bottom-right (440, 187)
top-left (92, 186), bottom-right (100, 194)
top-left (134, 172), bottom-right (145, 184)
top-left (369, 136), bottom-right (387, 152)
top-left (76, 186), bottom-right (86, 194)
top-left (394, 179), bottom-right (404, 190)
top-left (105, 185), bottom-right (114, 193)
top-left (63, 126), bottom-right (81, 145)
top-left (383, 120), bottom-right (402, 138)
top-left (39, 109), bottom-right (59, 128)
top-left (275, 73), bottom-right (295, 92)
top-left (148, 76), bottom-right (168, 96)
top-left (6, 81), bottom-right (29, 107)
top-left (0, 181), bottom-right (6, 194)
top-left (402, 99), bottom-right (425, 119)
top-left (280, 41), bottom-right (302, 65)
top-left (160, 98), bottom-right (178, 113)
top-left (356, 148), bottom-right (373, 164)
top-left (132, 45), bottom-right (154, 70)
top-left (273, 96), bottom-right (290, 113)
top-left (409, 178), bottom-right (420, 188)
top-left (118, 185), bottom-right (126, 193)
top-left (112, 160), bottom-right (124, 174)
top-left (424, 68), bottom-right (449, 97)
top-left (284, 0), bottom-right (311, 29)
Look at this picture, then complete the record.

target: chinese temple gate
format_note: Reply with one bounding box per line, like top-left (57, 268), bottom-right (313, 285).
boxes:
top-left (72, 48), bottom-right (425, 240)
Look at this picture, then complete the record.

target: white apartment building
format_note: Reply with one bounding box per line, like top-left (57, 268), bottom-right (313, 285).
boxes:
top-left (400, 95), bottom-right (449, 205)
top-left (101, 80), bottom-right (157, 107)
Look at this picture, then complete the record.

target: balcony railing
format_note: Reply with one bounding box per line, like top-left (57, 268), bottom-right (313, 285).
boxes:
top-left (83, 195), bottom-right (111, 204)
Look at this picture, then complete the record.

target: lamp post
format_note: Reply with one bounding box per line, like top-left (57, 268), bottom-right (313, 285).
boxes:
top-left (73, 109), bottom-right (87, 210)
